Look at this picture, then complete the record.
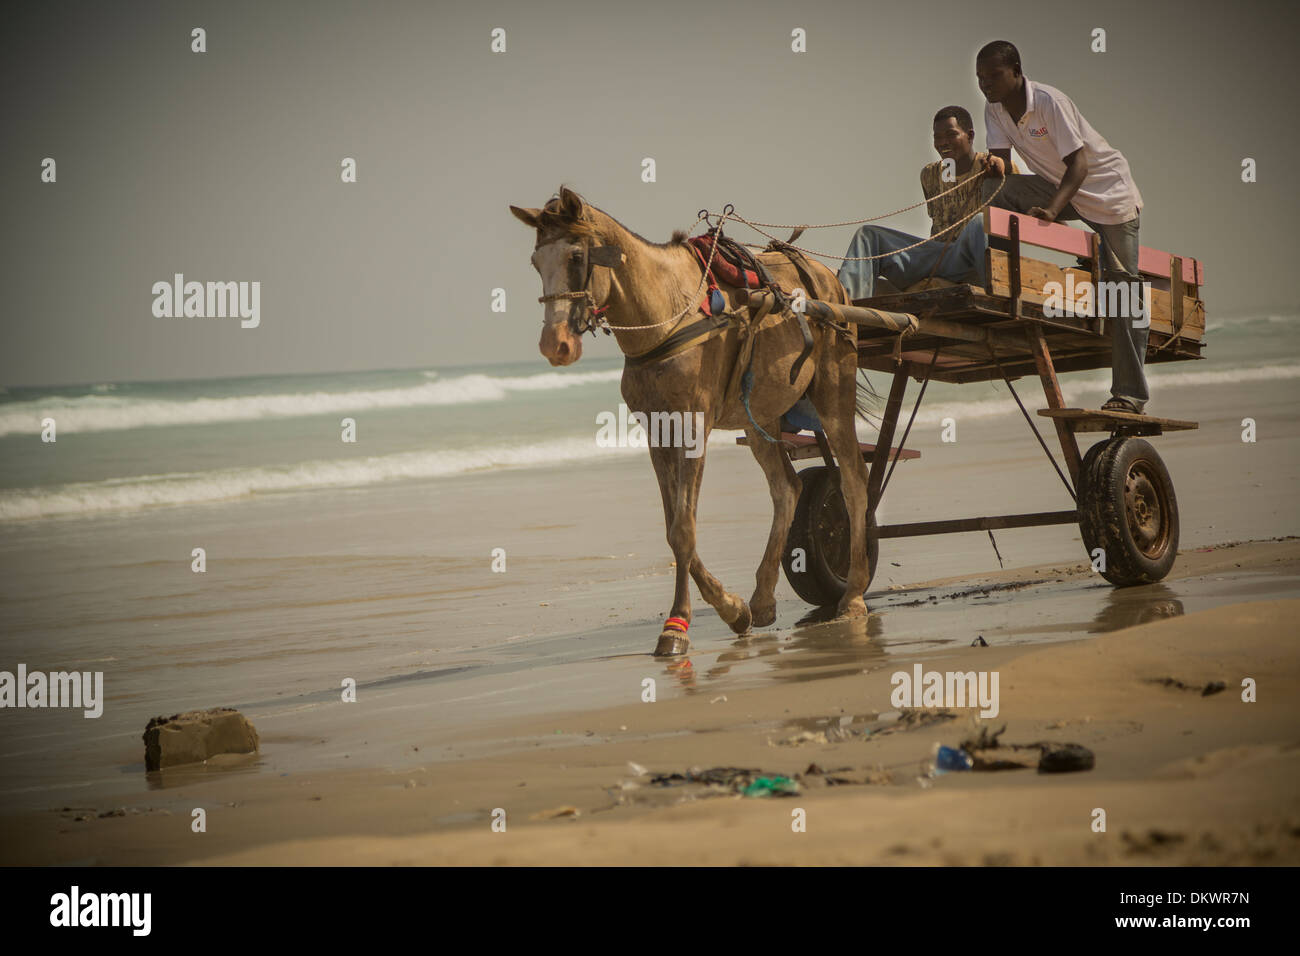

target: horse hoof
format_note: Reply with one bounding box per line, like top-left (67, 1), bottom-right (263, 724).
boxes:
top-left (835, 597), bottom-right (868, 619)
top-left (654, 632), bottom-right (691, 657)
top-left (727, 603), bottom-right (753, 635)
top-left (750, 604), bottom-right (776, 629)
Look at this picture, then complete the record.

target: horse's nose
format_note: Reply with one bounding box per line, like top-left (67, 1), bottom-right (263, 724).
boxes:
top-left (540, 322), bottom-right (582, 366)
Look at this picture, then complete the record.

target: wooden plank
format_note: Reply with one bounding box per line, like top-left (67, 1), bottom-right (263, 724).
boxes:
top-left (988, 251), bottom-right (1205, 342)
top-left (734, 433), bottom-right (921, 461)
top-left (1025, 323), bottom-right (1082, 485)
top-left (986, 207), bottom-right (1202, 284)
top-left (867, 369), bottom-right (910, 510)
top-left (1038, 408), bottom-right (1198, 432)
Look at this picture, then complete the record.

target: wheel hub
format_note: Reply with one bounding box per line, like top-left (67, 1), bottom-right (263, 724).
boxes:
top-left (1124, 465), bottom-right (1167, 557)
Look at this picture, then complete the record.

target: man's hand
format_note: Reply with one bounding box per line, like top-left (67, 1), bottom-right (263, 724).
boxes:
top-left (1027, 205), bottom-right (1058, 223)
top-left (985, 154), bottom-right (1006, 178)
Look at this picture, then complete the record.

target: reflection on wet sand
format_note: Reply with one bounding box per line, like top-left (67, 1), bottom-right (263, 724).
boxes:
top-left (1089, 584), bottom-right (1185, 633)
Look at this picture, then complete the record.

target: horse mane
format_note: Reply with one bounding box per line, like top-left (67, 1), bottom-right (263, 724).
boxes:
top-left (539, 187), bottom-right (690, 248)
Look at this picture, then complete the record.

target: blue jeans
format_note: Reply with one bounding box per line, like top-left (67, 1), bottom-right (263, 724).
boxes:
top-left (981, 174), bottom-right (1147, 406)
top-left (837, 218), bottom-right (987, 301)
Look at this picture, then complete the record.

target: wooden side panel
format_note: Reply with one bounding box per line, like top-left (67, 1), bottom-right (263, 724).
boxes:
top-left (988, 251), bottom-right (1205, 342)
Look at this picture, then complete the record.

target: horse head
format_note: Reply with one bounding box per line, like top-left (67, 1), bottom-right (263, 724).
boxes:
top-left (510, 186), bottom-right (624, 367)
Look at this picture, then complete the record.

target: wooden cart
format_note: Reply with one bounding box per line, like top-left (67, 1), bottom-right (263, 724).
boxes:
top-left (740, 208), bottom-right (1206, 605)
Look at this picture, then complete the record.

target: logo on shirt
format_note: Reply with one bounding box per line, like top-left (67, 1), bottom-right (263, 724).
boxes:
top-left (1027, 125), bottom-right (1049, 138)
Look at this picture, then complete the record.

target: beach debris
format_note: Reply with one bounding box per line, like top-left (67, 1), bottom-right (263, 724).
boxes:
top-left (932, 745), bottom-right (974, 773)
top-left (772, 730), bottom-right (828, 747)
top-left (142, 707), bottom-right (259, 771)
top-left (647, 766), bottom-right (801, 797)
top-left (971, 636), bottom-right (989, 647)
top-left (650, 766), bottom-right (761, 789)
top-left (955, 724), bottom-right (1035, 770)
top-left (742, 776), bottom-right (799, 798)
top-left (772, 714), bottom-right (867, 747)
top-left (1037, 743), bottom-right (1096, 774)
top-left (871, 708), bottom-right (957, 739)
top-left (529, 805), bottom-right (579, 820)
top-left (710, 695), bottom-right (728, 704)
top-left (797, 762), bottom-right (891, 787)
top-left (1145, 676), bottom-right (1228, 697)
top-left (1121, 829), bottom-right (1186, 854)
top-left (955, 723), bottom-right (1093, 773)
top-left (626, 761), bottom-right (648, 777)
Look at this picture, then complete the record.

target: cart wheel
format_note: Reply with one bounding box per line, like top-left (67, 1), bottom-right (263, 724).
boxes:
top-left (1077, 437), bottom-right (1179, 585)
top-left (782, 465), bottom-right (879, 606)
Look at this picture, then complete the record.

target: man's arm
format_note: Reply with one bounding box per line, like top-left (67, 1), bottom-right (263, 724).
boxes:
top-left (988, 148), bottom-right (1011, 177)
top-left (1027, 146), bottom-right (1088, 222)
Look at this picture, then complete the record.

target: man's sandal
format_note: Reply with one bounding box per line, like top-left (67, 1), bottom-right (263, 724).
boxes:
top-left (1101, 397), bottom-right (1145, 415)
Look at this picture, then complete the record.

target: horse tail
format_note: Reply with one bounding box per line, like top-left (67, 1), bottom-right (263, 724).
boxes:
top-left (855, 370), bottom-right (881, 426)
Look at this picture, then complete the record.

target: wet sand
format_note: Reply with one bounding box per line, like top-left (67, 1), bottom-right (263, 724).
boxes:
top-left (3, 538), bottom-right (1297, 866)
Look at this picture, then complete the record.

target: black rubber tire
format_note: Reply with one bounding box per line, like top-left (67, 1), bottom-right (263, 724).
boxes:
top-left (782, 465), bottom-right (879, 606)
top-left (1075, 438), bottom-right (1111, 554)
top-left (1077, 437), bottom-right (1179, 586)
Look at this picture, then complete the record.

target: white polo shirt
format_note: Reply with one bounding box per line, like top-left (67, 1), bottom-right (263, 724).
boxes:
top-left (985, 77), bottom-right (1142, 225)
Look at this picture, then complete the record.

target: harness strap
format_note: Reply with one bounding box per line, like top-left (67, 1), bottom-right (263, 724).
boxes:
top-left (624, 312), bottom-right (732, 367)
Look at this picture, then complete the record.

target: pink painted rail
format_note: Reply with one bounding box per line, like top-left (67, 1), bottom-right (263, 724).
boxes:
top-left (984, 207), bottom-right (1203, 285)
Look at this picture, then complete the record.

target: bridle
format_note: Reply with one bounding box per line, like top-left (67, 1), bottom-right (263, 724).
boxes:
top-left (536, 240), bottom-right (624, 337)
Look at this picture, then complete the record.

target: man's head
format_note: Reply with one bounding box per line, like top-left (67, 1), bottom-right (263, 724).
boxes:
top-left (976, 40), bottom-right (1022, 105)
top-left (932, 106), bottom-right (975, 163)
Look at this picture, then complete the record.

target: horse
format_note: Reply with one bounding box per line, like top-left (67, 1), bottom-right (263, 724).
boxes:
top-left (510, 186), bottom-right (873, 657)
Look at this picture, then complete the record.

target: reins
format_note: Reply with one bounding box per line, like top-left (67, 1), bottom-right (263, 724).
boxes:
top-left (541, 169), bottom-right (1005, 367)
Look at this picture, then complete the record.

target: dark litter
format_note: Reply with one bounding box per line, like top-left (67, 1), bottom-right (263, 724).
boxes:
top-left (951, 724), bottom-right (1096, 774)
top-left (971, 636), bottom-right (989, 647)
top-left (1037, 742), bottom-right (1096, 773)
top-left (649, 766), bottom-right (799, 796)
top-left (1146, 676), bottom-right (1228, 697)
top-left (649, 766), bottom-right (760, 788)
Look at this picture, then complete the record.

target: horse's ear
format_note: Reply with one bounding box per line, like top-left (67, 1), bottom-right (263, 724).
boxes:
top-left (558, 186), bottom-right (584, 218)
top-left (509, 205), bottom-right (542, 228)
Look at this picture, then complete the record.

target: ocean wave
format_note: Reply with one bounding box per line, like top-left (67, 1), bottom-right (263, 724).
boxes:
top-left (0, 368), bottom-right (624, 437)
top-left (892, 362), bottom-right (1300, 427)
top-left (0, 434), bottom-right (646, 520)
top-left (1205, 313), bottom-right (1300, 332)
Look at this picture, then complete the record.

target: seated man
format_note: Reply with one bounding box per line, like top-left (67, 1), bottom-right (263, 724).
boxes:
top-left (838, 106), bottom-right (1008, 301)
top-left (976, 40), bottom-right (1149, 414)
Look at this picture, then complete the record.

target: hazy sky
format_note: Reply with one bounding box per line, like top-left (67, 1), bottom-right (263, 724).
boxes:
top-left (3, 0), bottom-right (1297, 386)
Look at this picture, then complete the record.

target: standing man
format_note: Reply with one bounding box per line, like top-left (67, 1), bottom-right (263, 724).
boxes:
top-left (838, 106), bottom-right (1007, 301)
top-left (976, 40), bottom-right (1149, 414)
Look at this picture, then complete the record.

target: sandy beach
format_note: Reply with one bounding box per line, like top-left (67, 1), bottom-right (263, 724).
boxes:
top-left (3, 536), bottom-right (1297, 866)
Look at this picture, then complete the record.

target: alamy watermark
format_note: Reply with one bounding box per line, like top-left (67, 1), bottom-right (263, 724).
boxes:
top-left (151, 274), bottom-right (260, 328)
top-left (891, 664), bottom-right (999, 718)
top-left (50, 886), bottom-right (150, 936)
top-left (0, 665), bottom-right (103, 718)
top-left (1043, 275), bottom-right (1150, 328)
top-left (596, 404), bottom-right (706, 458)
